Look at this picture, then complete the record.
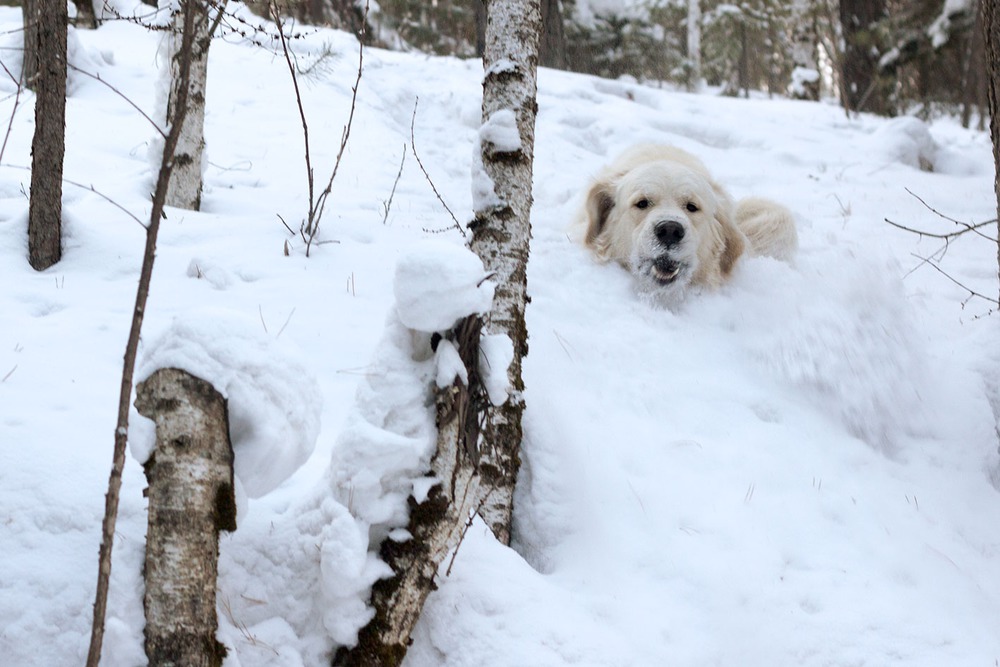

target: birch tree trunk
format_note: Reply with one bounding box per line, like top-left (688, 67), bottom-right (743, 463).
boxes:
top-left (333, 317), bottom-right (485, 667)
top-left (26, 0), bottom-right (67, 271)
top-left (789, 0), bottom-right (820, 100)
top-left (332, 2), bottom-right (540, 663)
top-left (165, 0), bottom-right (211, 210)
top-left (983, 0), bottom-right (1000, 301)
top-left (135, 368), bottom-right (237, 667)
top-left (686, 0), bottom-right (701, 91)
top-left (470, 0), bottom-right (541, 546)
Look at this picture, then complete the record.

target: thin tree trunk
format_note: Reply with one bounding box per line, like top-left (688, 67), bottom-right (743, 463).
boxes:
top-left (26, 0), bottom-right (67, 271)
top-left (165, 0), bottom-right (211, 210)
top-left (983, 0), bottom-right (1000, 302)
top-left (85, 3), bottom-right (200, 664)
top-left (470, 0), bottom-right (540, 545)
top-left (135, 368), bottom-right (236, 667)
top-left (332, 2), bottom-right (540, 663)
top-left (539, 0), bottom-right (565, 69)
top-left (686, 0), bottom-right (701, 90)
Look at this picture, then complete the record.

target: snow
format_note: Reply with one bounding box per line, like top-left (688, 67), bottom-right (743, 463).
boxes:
top-left (393, 238), bottom-right (494, 333)
top-left (136, 309), bottom-right (323, 500)
top-left (2, 6), bottom-right (1000, 667)
top-left (480, 108), bottom-right (521, 153)
top-left (479, 333), bottom-right (514, 406)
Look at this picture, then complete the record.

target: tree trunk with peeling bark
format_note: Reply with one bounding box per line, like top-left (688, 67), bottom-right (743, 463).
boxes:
top-left (470, 0), bottom-right (540, 545)
top-left (165, 0), bottom-right (212, 210)
top-left (333, 317), bottom-right (486, 667)
top-left (135, 368), bottom-right (237, 667)
top-left (332, 1), bottom-right (539, 664)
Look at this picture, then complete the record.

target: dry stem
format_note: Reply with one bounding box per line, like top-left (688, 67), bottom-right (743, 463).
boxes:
top-left (86, 2), bottom-right (199, 664)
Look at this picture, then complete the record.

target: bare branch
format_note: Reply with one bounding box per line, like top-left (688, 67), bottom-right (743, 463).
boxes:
top-left (0, 58), bottom-right (23, 166)
top-left (884, 216), bottom-right (997, 240)
top-left (409, 98), bottom-right (465, 238)
top-left (310, 1), bottom-right (368, 251)
top-left (2, 163), bottom-right (146, 228)
top-left (903, 187), bottom-right (998, 242)
top-left (67, 63), bottom-right (166, 138)
top-left (910, 251), bottom-right (1000, 306)
top-left (381, 143), bottom-right (406, 224)
top-left (270, 0), bottom-right (367, 256)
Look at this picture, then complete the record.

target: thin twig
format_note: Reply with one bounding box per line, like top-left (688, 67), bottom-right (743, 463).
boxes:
top-left (276, 307), bottom-right (295, 338)
top-left (269, 3), bottom-right (315, 240)
top-left (910, 252), bottom-right (1000, 306)
top-left (381, 143), bottom-right (406, 224)
top-left (903, 187), bottom-right (998, 243)
top-left (885, 216), bottom-right (996, 240)
top-left (270, 1), bottom-right (367, 256)
top-left (0, 58), bottom-right (23, 166)
top-left (409, 98), bottom-right (465, 238)
top-left (67, 62), bottom-right (166, 138)
top-left (310, 1), bottom-right (368, 251)
top-left (276, 213), bottom-right (295, 236)
top-left (2, 163), bottom-right (146, 228)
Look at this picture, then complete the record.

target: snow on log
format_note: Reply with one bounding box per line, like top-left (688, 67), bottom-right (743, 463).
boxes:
top-left (135, 310), bottom-right (322, 506)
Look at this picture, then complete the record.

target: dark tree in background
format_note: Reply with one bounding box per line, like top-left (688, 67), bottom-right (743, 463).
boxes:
top-left (983, 0), bottom-right (1000, 300)
top-left (539, 0), bottom-right (566, 68)
top-left (25, 0), bottom-right (68, 271)
top-left (840, 0), bottom-right (891, 114)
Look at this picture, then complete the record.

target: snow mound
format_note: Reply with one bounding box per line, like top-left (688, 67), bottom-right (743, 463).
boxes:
top-left (136, 309), bottom-right (322, 499)
top-left (869, 117), bottom-right (937, 171)
top-left (393, 239), bottom-right (495, 333)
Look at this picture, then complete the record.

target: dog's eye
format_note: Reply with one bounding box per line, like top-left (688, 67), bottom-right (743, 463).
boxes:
top-left (635, 198), bottom-right (650, 210)
top-left (685, 201), bottom-right (700, 213)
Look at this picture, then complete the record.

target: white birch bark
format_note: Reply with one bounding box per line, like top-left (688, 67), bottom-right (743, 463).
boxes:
top-left (135, 368), bottom-right (236, 667)
top-left (687, 0), bottom-right (702, 91)
top-left (471, 0), bottom-right (541, 545)
top-left (164, 0), bottom-right (211, 210)
top-left (789, 0), bottom-right (820, 100)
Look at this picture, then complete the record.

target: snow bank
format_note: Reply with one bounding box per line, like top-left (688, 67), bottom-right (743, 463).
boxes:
top-left (136, 309), bottom-right (322, 500)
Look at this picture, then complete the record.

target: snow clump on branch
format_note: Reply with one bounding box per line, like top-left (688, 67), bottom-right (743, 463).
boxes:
top-left (393, 238), bottom-right (495, 333)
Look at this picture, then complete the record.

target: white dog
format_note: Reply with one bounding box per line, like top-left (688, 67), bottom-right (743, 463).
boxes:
top-left (580, 145), bottom-right (797, 305)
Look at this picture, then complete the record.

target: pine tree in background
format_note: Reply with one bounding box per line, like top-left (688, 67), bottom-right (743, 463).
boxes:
top-left (840, 0), bottom-right (892, 113)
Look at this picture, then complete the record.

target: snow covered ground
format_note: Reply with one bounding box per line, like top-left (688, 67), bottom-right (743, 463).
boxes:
top-left (2, 5), bottom-right (1000, 666)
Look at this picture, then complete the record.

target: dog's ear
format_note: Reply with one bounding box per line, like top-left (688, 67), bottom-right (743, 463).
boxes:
top-left (715, 202), bottom-right (748, 277)
top-left (583, 179), bottom-right (616, 252)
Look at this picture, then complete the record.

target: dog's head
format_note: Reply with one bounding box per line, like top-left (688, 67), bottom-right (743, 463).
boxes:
top-left (583, 158), bottom-right (747, 304)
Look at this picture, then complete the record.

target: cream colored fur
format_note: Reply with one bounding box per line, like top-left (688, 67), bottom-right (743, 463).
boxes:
top-left (580, 144), bottom-right (797, 304)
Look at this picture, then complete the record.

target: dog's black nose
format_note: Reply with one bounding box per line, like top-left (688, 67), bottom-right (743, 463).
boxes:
top-left (655, 220), bottom-right (685, 247)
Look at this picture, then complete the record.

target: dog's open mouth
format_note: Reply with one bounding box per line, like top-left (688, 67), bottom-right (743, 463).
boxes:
top-left (651, 257), bottom-right (683, 285)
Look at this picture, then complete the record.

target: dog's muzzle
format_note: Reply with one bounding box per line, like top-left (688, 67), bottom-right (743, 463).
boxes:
top-left (651, 255), bottom-right (683, 285)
